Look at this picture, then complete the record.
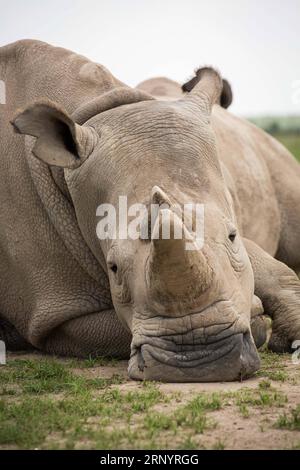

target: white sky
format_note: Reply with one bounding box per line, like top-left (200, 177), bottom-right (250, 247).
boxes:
top-left (1, 0), bottom-right (299, 116)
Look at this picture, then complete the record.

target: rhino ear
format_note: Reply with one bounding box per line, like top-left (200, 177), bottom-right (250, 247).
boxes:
top-left (182, 68), bottom-right (233, 110)
top-left (11, 100), bottom-right (97, 168)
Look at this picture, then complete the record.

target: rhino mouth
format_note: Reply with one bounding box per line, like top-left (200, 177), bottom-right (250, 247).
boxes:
top-left (128, 331), bottom-right (260, 382)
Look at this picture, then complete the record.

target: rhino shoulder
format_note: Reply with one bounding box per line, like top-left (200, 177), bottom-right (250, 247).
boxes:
top-left (0, 39), bottom-right (55, 61)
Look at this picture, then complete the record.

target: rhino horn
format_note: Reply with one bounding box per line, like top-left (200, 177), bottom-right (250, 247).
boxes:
top-left (146, 209), bottom-right (213, 304)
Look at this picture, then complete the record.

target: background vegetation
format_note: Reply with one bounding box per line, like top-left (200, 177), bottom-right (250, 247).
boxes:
top-left (250, 115), bottom-right (300, 161)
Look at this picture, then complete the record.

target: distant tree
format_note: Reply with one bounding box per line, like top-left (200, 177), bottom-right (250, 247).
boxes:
top-left (267, 121), bottom-right (280, 135)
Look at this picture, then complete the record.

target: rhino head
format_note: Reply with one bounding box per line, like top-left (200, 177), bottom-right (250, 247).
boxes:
top-left (12, 67), bottom-right (260, 382)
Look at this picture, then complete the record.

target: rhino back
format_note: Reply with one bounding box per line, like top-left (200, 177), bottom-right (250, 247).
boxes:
top-left (211, 106), bottom-right (281, 255)
top-left (137, 77), bottom-right (281, 254)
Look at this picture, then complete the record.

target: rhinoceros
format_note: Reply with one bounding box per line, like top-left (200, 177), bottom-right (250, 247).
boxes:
top-left (1, 39), bottom-right (300, 382)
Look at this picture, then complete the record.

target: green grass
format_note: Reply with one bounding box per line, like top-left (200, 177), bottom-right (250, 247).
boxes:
top-left (179, 435), bottom-right (199, 450)
top-left (255, 351), bottom-right (291, 382)
top-left (213, 439), bottom-right (226, 450)
top-left (276, 405), bottom-right (300, 431)
top-left (263, 370), bottom-right (289, 382)
top-left (0, 359), bottom-right (226, 448)
top-left (76, 356), bottom-right (119, 368)
top-left (258, 379), bottom-right (272, 390)
top-left (144, 413), bottom-right (175, 436)
top-left (274, 133), bottom-right (300, 161)
top-left (172, 393), bottom-right (223, 434)
top-left (0, 358), bottom-right (229, 448)
top-left (249, 115), bottom-right (300, 134)
top-left (0, 358), bottom-right (124, 396)
top-left (186, 393), bottom-right (223, 413)
top-left (0, 394), bottom-right (141, 449)
top-left (234, 388), bottom-right (287, 408)
top-left (238, 403), bottom-right (250, 418)
top-left (0, 352), bottom-right (295, 449)
top-left (249, 115), bottom-right (300, 162)
top-left (0, 376), bottom-right (166, 448)
top-left (142, 392), bottom-right (223, 443)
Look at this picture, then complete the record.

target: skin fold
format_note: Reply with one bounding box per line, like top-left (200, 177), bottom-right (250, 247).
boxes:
top-left (1, 40), bottom-right (300, 382)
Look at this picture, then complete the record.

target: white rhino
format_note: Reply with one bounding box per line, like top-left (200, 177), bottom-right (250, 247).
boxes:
top-left (1, 39), bottom-right (300, 382)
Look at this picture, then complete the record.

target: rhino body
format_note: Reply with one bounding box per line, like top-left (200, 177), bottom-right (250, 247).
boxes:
top-left (1, 40), bottom-right (300, 382)
top-left (0, 40), bottom-right (131, 356)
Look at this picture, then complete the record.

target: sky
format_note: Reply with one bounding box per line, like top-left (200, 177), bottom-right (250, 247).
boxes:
top-left (1, 0), bottom-right (299, 116)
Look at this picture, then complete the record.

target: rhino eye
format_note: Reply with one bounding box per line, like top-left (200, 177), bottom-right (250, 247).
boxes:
top-left (109, 263), bottom-right (118, 274)
top-left (229, 231), bottom-right (237, 243)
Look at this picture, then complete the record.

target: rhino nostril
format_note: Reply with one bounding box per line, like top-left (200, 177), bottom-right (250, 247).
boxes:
top-left (137, 346), bottom-right (146, 372)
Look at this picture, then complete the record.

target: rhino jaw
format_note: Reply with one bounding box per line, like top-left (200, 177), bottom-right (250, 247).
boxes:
top-left (128, 331), bottom-right (260, 382)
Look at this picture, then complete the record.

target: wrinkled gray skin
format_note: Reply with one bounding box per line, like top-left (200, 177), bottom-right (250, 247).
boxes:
top-left (1, 40), bottom-right (300, 382)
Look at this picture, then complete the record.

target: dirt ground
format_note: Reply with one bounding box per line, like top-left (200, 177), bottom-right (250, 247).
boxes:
top-left (1, 350), bottom-right (300, 450)
top-left (69, 354), bottom-right (300, 449)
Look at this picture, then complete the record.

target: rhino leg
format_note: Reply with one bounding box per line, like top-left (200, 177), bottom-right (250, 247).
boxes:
top-left (244, 238), bottom-right (300, 352)
top-left (42, 309), bottom-right (131, 359)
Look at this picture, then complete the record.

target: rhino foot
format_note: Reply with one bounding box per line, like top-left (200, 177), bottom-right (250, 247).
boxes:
top-left (251, 315), bottom-right (268, 349)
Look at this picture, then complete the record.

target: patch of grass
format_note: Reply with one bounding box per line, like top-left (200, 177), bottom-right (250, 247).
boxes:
top-left (78, 356), bottom-right (119, 368)
top-left (259, 379), bottom-right (272, 390)
top-left (259, 351), bottom-right (286, 368)
top-left (0, 359), bottom-right (124, 396)
top-left (0, 397), bottom-right (75, 448)
top-left (178, 435), bottom-right (199, 450)
top-left (238, 404), bottom-right (250, 418)
top-left (0, 386), bottom-right (17, 397)
top-left (259, 391), bottom-right (287, 407)
top-left (0, 382), bottom-right (167, 449)
top-left (124, 385), bottom-right (164, 413)
top-left (274, 133), bottom-right (300, 161)
top-left (186, 393), bottom-right (223, 412)
top-left (144, 413), bottom-right (175, 437)
top-left (135, 392), bottom-right (223, 447)
top-left (265, 370), bottom-right (289, 382)
top-left (0, 352), bottom-right (295, 449)
top-left (85, 375), bottom-right (125, 391)
top-left (175, 393), bottom-right (222, 434)
top-left (276, 405), bottom-right (300, 431)
top-left (249, 116), bottom-right (300, 162)
top-left (213, 439), bottom-right (226, 450)
top-left (93, 428), bottom-right (139, 450)
top-left (234, 387), bottom-right (287, 408)
top-left (0, 359), bottom-right (74, 394)
top-left (179, 411), bottom-right (210, 434)
top-left (257, 351), bottom-right (290, 382)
